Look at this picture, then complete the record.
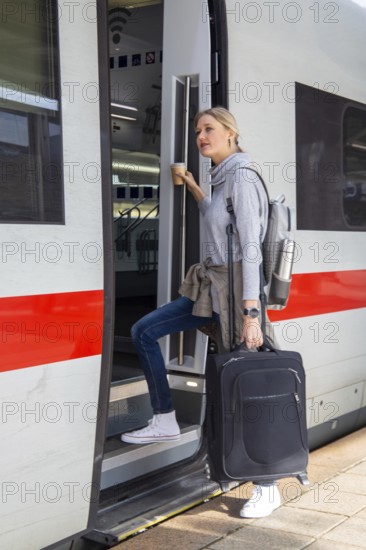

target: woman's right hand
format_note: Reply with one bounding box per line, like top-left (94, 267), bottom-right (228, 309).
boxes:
top-left (181, 171), bottom-right (197, 189)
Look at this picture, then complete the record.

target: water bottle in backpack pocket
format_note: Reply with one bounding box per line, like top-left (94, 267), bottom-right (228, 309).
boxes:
top-left (225, 167), bottom-right (296, 310)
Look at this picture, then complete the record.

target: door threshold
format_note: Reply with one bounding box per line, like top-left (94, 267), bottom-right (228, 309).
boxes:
top-left (85, 466), bottom-right (220, 547)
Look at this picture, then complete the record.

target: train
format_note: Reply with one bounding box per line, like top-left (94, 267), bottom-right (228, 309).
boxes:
top-left (0, 0), bottom-right (365, 548)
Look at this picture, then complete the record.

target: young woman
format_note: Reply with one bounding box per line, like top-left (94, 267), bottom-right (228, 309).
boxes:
top-left (121, 107), bottom-right (280, 518)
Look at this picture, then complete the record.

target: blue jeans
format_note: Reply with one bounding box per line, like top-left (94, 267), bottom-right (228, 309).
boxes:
top-left (131, 296), bottom-right (219, 414)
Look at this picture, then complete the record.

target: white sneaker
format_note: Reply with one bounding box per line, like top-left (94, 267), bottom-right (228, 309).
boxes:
top-left (121, 411), bottom-right (181, 444)
top-left (240, 484), bottom-right (281, 518)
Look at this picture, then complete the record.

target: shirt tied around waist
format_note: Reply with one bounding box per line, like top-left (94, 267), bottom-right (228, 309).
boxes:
top-left (178, 258), bottom-right (245, 352)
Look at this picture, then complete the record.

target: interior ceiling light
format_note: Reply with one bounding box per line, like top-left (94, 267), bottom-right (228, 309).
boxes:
top-left (112, 114), bottom-right (137, 121)
top-left (112, 161), bottom-right (159, 175)
top-left (109, 0), bottom-right (162, 8)
top-left (111, 102), bottom-right (138, 111)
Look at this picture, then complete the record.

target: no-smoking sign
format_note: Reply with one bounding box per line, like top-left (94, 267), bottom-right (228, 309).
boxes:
top-left (146, 51), bottom-right (155, 64)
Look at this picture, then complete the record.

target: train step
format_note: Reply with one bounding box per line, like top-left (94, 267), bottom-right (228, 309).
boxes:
top-left (101, 424), bottom-right (202, 489)
top-left (85, 457), bottom-right (219, 547)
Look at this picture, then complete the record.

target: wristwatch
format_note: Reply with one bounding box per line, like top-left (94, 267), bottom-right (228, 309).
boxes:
top-left (243, 307), bottom-right (260, 319)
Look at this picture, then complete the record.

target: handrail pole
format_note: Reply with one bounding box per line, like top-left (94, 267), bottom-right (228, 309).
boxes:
top-left (178, 76), bottom-right (191, 366)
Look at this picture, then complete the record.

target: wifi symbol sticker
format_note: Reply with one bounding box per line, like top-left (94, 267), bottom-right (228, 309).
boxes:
top-left (109, 7), bottom-right (132, 45)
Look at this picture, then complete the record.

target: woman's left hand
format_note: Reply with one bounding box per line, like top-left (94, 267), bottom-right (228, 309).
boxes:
top-left (241, 316), bottom-right (263, 349)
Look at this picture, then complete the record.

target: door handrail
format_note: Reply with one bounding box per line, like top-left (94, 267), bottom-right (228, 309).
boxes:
top-left (177, 76), bottom-right (191, 365)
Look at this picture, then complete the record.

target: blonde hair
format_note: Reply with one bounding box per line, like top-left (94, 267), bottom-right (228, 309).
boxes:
top-left (194, 106), bottom-right (244, 152)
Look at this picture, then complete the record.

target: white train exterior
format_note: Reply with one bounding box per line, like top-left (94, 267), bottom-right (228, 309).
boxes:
top-left (0, 1), bottom-right (365, 548)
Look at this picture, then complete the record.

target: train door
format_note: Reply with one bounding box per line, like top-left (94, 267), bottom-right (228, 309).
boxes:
top-left (91, 0), bottom-right (219, 543)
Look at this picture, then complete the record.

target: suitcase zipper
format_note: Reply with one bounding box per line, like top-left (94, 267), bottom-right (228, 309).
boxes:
top-left (223, 358), bottom-right (302, 386)
top-left (223, 361), bottom-right (302, 385)
top-left (241, 392), bottom-right (295, 401)
top-left (233, 392), bottom-right (300, 416)
top-left (228, 367), bottom-right (303, 416)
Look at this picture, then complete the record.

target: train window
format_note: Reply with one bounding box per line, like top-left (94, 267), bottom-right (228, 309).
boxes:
top-left (343, 108), bottom-right (366, 227)
top-left (296, 82), bottom-right (366, 231)
top-left (0, 2), bottom-right (63, 223)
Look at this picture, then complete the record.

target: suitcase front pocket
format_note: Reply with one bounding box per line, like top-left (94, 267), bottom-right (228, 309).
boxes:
top-left (238, 392), bottom-right (304, 465)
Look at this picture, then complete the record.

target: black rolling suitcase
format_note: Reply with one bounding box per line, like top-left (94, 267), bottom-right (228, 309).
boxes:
top-left (205, 224), bottom-right (309, 486)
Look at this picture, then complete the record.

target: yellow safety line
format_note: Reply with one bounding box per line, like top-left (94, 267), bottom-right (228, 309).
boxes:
top-left (117, 488), bottom-right (223, 542)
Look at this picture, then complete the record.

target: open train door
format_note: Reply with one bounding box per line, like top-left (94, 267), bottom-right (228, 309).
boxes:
top-left (0, 2), bottom-right (112, 549)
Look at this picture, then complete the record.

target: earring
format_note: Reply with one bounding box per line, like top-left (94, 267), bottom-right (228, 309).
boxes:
top-left (228, 138), bottom-right (231, 148)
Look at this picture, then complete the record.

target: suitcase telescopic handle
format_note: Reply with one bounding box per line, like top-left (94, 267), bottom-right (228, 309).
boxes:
top-left (226, 223), bottom-right (270, 352)
top-left (226, 223), bottom-right (236, 351)
top-left (259, 337), bottom-right (278, 353)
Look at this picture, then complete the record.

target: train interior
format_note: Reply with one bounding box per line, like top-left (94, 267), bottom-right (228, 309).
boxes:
top-left (109, 1), bottom-right (162, 435)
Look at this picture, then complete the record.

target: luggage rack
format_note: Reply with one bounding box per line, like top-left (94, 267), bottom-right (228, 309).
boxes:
top-left (114, 200), bottom-right (159, 258)
top-left (136, 228), bottom-right (158, 273)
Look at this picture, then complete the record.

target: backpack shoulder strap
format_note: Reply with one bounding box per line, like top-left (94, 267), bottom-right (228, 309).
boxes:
top-left (224, 166), bottom-right (270, 219)
top-left (224, 169), bottom-right (235, 216)
top-left (243, 166), bottom-right (271, 203)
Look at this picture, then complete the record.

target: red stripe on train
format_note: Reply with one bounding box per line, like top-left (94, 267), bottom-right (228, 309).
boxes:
top-left (0, 290), bottom-right (104, 373)
top-left (1, 270), bottom-right (365, 372)
top-left (268, 270), bottom-right (366, 322)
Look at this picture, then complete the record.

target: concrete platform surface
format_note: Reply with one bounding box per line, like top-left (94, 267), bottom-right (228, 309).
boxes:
top-left (115, 428), bottom-right (366, 549)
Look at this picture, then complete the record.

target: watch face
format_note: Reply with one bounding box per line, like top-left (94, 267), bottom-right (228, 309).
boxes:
top-left (245, 308), bottom-right (259, 318)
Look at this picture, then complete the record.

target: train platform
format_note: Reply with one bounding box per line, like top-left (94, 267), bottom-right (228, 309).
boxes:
top-left (115, 427), bottom-right (366, 550)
